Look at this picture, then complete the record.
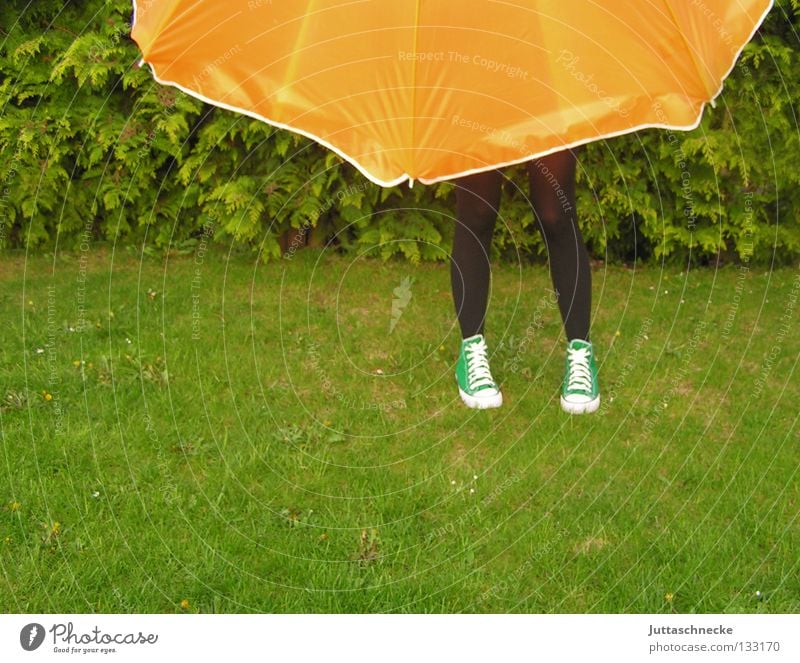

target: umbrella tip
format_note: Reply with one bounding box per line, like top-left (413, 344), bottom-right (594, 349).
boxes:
top-left (408, 177), bottom-right (414, 189)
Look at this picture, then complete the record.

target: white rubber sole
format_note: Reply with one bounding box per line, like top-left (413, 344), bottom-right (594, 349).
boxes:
top-left (560, 394), bottom-right (601, 414)
top-left (458, 385), bottom-right (503, 410)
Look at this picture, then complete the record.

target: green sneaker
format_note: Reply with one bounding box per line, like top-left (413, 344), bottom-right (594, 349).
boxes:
top-left (455, 334), bottom-right (503, 409)
top-left (561, 338), bottom-right (600, 414)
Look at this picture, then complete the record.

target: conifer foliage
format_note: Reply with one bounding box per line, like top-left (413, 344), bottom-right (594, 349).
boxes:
top-left (1, 0), bottom-right (798, 264)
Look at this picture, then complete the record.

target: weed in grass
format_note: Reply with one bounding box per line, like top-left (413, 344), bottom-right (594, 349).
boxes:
top-left (39, 521), bottom-right (62, 549)
top-left (279, 508), bottom-right (311, 528)
top-left (126, 353), bottom-right (169, 387)
top-left (357, 528), bottom-right (380, 565)
top-left (1, 389), bottom-right (27, 411)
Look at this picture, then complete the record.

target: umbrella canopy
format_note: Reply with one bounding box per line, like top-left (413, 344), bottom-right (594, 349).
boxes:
top-left (131, 0), bottom-right (773, 187)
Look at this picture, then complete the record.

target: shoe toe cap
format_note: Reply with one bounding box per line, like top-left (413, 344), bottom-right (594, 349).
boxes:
top-left (563, 393), bottom-right (595, 404)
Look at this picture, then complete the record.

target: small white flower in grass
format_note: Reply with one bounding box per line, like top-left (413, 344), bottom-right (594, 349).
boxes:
top-left (469, 488), bottom-right (475, 494)
top-left (35, 348), bottom-right (44, 354)
top-left (125, 338), bottom-right (132, 345)
top-left (473, 475), bottom-right (478, 480)
top-left (375, 368), bottom-right (384, 375)
top-left (91, 491), bottom-right (100, 498)
top-left (450, 480), bottom-right (456, 485)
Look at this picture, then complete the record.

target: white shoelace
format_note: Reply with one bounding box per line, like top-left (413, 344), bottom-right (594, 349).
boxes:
top-left (465, 338), bottom-right (496, 390)
top-left (566, 345), bottom-right (593, 392)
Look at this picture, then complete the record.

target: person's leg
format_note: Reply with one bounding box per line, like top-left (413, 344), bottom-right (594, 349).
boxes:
top-left (451, 168), bottom-right (504, 409)
top-left (451, 168), bottom-right (504, 338)
top-left (528, 149), bottom-right (599, 414)
top-left (526, 149), bottom-right (591, 342)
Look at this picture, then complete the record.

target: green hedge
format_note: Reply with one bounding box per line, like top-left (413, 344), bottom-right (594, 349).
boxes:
top-left (1, 0), bottom-right (799, 264)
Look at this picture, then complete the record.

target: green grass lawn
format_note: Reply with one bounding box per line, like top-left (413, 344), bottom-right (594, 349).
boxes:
top-left (1, 245), bottom-right (798, 613)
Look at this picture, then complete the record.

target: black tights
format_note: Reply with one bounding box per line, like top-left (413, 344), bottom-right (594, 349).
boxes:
top-left (450, 149), bottom-right (591, 342)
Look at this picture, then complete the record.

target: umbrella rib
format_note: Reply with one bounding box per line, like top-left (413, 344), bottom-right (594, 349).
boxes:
top-left (284, 0), bottom-right (317, 116)
top-left (409, 0), bottom-right (421, 185)
top-left (661, 0), bottom-right (713, 102)
top-left (134, 0), bottom-right (186, 61)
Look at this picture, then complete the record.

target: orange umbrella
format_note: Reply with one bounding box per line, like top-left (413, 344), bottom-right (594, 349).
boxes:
top-left (131, 0), bottom-right (773, 186)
